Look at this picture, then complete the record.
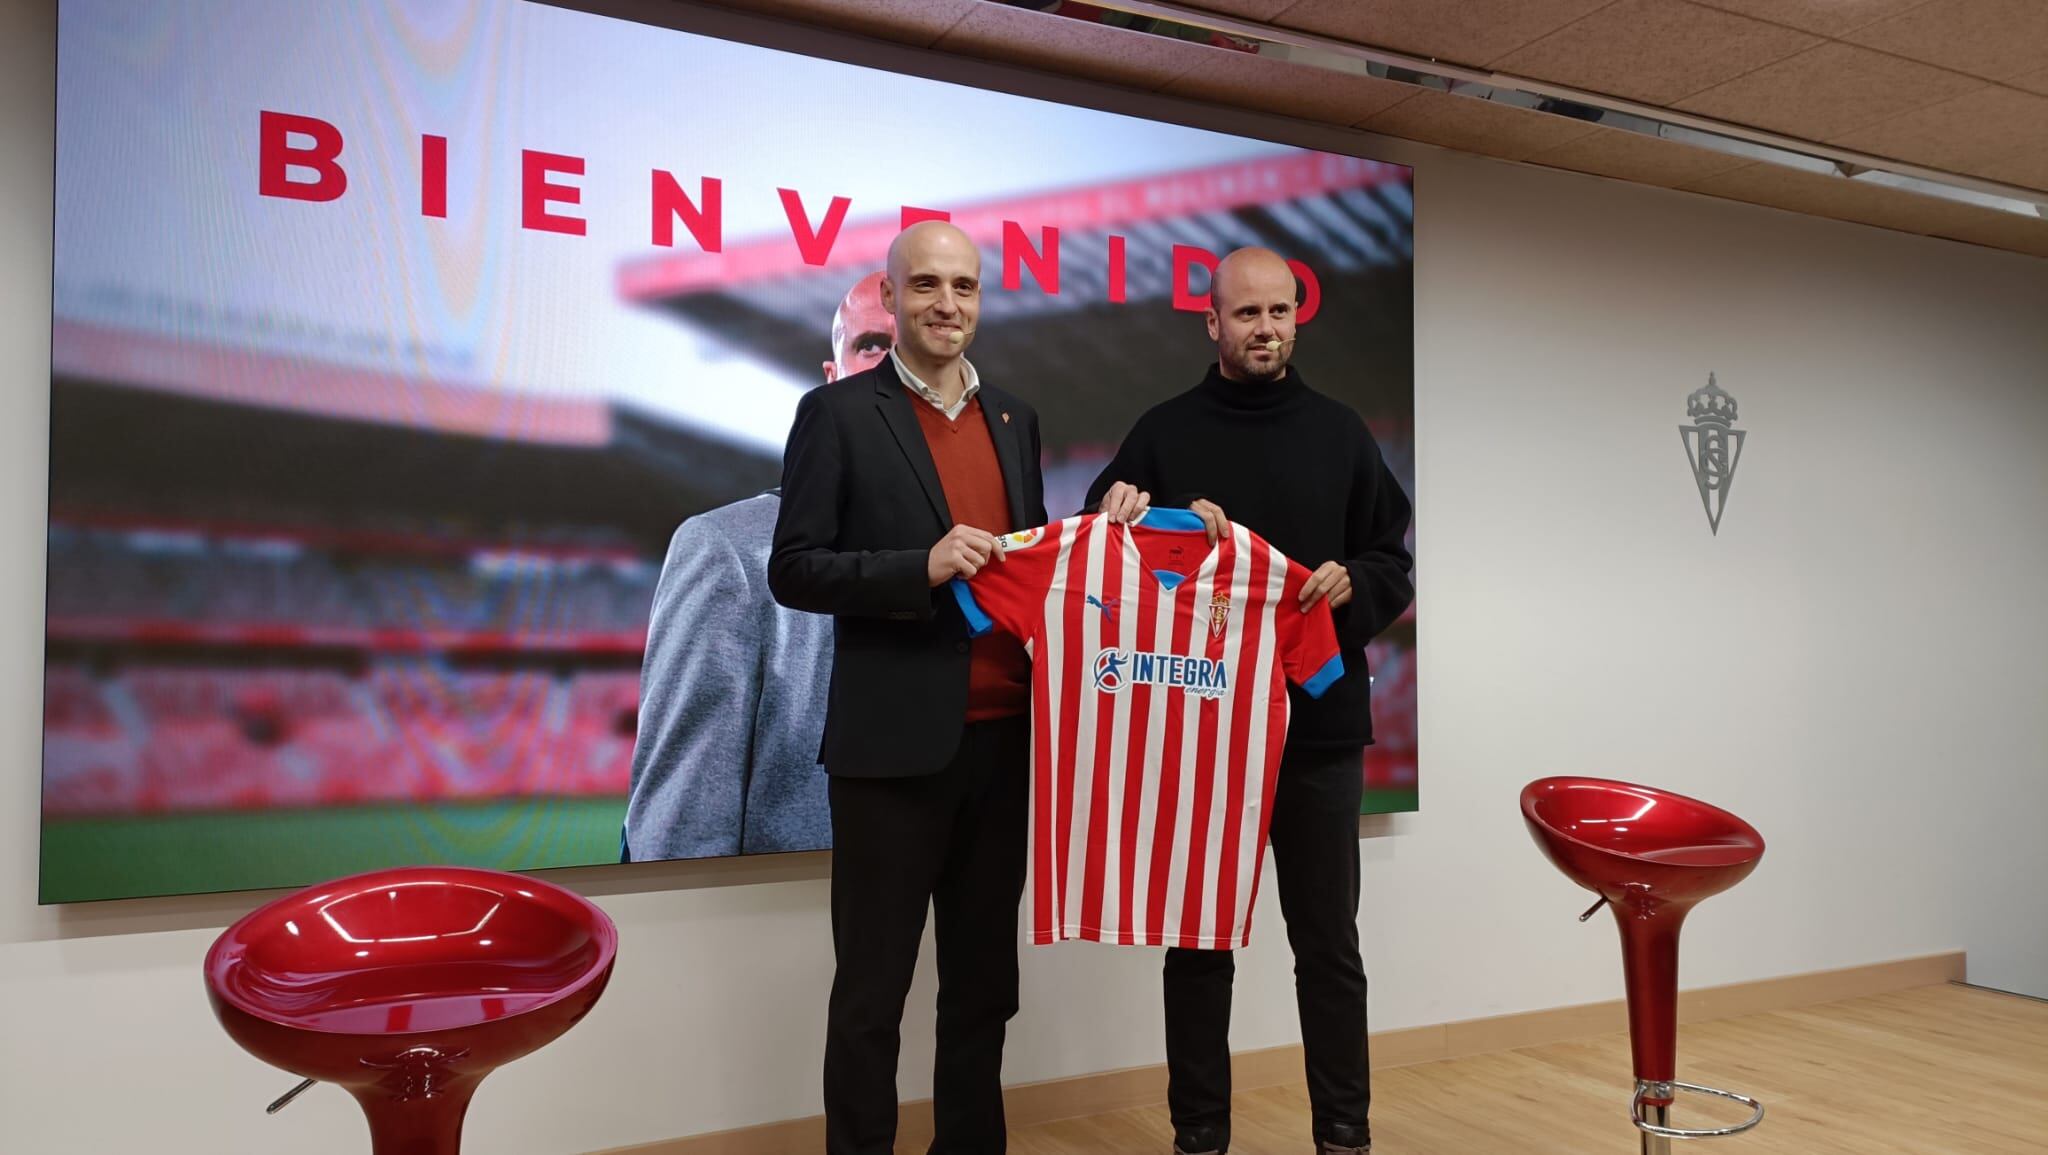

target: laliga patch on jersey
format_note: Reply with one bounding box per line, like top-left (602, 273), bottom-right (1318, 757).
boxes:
top-left (1000, 527), bottom-right (1044, 551)
top-left (1092, 648), bottom-right (1229, 699)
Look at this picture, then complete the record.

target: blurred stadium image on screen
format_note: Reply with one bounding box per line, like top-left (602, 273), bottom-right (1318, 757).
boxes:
top-left (44, 0), bottom-right (1414, 902)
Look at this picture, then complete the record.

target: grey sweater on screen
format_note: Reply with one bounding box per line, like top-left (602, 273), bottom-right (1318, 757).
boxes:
top-left (624, 493), bottom-right (833, 860)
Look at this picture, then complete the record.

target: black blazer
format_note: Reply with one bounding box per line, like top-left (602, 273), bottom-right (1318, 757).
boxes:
top-left (768, 358), bottom-right (1046, 778)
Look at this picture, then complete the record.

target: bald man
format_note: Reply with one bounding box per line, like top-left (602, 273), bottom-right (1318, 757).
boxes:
top-left (1091, 247), bottom-right (1414, 1155)
top-left (822, 270), bottom-right (896, 382)
top-left (770, 222), bottom-right (1047, 1155)
top-left (624, 273), bottom-right (894, 862)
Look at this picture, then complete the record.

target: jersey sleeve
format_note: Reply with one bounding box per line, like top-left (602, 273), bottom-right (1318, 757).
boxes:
top-left (1278, 557), bottom-right (1345, 699)
top-left (950, 520), bottom-right (1063, 641)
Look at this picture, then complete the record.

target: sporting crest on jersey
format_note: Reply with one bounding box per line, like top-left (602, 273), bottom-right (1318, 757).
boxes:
top-left (1208, 592), bottom-right (1231, 639)
top-left (1000, 527), bottom-right (1044, 552)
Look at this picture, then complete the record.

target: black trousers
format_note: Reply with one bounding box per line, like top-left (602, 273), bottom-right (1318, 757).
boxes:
top-left (1163, 745), bottom-right (1369, 1147)
top-left (823, 716), bottom-right (1030, 1155)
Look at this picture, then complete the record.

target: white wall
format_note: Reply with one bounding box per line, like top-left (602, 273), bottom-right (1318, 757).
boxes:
top-left (4, 0), bottom-right (2045, 1150)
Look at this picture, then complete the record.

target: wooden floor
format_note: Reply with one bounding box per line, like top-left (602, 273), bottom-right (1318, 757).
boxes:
top-left (1003, 984), bottom-right (2048, 1154)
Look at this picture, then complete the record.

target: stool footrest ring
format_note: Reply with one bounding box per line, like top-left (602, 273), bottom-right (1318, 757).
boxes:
top-left (1632, 1080), bottom-right (1765, 1138)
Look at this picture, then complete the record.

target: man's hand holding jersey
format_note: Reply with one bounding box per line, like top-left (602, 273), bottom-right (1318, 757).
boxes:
top-left (1298, 560), bottom-right (1353, 610)
top-left (1089, 487), bottom-right (1346, 608)
top-left (928, 523), bottom-right (1006, 586)
top-left (1100, 483), bottom-right (1231, 549)
top-left (1187, 499), bottom-right (1228, 547)
top-left (1099, 480), bottom-right (1151, 525)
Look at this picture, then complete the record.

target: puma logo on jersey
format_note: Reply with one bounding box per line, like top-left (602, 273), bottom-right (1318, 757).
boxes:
top-left (1085, 594), bottom-right (1118, 621)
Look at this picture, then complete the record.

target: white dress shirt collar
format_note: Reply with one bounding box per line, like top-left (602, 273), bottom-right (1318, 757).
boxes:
top-left (889, 346), bottom-right (980, 422)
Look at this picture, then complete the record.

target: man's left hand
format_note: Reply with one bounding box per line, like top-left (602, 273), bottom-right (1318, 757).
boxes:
top-left (1299, 561), bottom-right (1352, 610)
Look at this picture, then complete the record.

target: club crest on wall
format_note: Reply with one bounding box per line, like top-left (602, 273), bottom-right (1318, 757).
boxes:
top-left (1681, 373), bottom-right (1744, 535)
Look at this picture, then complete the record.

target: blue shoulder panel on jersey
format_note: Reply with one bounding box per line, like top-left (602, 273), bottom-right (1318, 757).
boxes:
top-left (950, 577), bottom-right (994, 637)
top-left (1302, 653), bottom-right (1344, 700)
top-left (1136, 507), bottom-right (1205, 532)
top-left (1152, 570), bottom-right (1188, 590)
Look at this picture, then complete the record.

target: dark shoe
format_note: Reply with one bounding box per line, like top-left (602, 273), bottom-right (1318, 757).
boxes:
top-left (1316, 1121), bottom-right (1371, 1153)
top-left (1173, 1124), bottom-right (1228, 1154)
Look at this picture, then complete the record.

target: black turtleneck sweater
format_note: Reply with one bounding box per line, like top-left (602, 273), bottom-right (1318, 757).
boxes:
top-left (1083, 364), bottom-right (1414, 753)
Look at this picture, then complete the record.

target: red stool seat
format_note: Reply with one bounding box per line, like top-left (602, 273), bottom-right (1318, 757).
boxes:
top-left (1522, 777), bottom-right (1766, 1151)
top-left (205, 866), bottom-right (617, 1155)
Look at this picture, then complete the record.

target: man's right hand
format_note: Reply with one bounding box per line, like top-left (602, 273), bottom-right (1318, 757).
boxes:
top-left (928, 524), bottom-right (1002, 587)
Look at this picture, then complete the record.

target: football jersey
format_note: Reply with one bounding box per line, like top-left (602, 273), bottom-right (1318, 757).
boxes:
top-left (952, 508), bottom-right (1343, 950)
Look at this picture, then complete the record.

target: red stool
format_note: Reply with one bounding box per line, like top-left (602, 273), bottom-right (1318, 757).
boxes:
top-left (205, 866), bottom-right (618, 1155)
top-left (1521, 777), bottom-right (1766, 1153)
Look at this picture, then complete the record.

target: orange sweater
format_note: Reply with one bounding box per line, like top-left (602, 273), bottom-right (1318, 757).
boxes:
top-left (910, 394), bottom-right (1029, 721)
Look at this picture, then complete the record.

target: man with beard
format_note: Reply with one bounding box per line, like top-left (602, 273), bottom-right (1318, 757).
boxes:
top-left (1090, 246), bottom-right (1414, 1155)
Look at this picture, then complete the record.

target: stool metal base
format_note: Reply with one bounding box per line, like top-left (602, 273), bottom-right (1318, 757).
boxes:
top-left (1632, 1079), bottom-right (1766, 1151)
top-left (1640, 1103), bottom-right (1671, 1155)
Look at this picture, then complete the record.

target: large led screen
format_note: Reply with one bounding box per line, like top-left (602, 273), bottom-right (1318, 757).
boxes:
top-left (43, 0), bottom-right (1416, 902)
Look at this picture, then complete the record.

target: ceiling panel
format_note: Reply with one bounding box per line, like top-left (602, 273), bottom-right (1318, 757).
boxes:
top-left (1493, 0), bottom-right (1823, 105)
top-left (1682, 0), bottom-right (1932, 37)
top-left (1675, 41), bottom-right (1988, 141)
top-left (1831, 84), bottom-right (2048, 190)
top-left (1268, 0), bottom-right (1616, 68)
top-left (1842, 0), bottom-right (2048, 82)
top-left (1967, 121), bottom-right (2048, 194)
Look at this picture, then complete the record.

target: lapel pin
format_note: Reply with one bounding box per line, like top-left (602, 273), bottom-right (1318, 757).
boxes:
top-left (1001, 412), bottom-right (1011, 424)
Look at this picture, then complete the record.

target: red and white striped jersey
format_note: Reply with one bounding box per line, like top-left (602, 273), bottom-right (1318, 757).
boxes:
top-left (953, 508), bottom-right (1343, 950)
